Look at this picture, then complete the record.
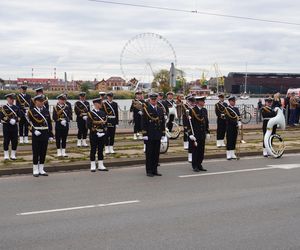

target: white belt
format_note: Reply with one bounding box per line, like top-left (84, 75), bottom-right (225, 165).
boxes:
top-left (263, 118), bottom-right (271, 120)
top-left (34, 127), bottom-right (48, 130)
top-left (107, 116), bottom-right (116, 119)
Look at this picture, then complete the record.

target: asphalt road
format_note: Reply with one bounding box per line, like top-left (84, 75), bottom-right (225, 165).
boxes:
top-left (1, 154), bottom-right (300, 250)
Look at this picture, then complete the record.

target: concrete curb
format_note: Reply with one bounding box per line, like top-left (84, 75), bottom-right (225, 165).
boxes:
top-left (0, 149), bottom-right (298, 177)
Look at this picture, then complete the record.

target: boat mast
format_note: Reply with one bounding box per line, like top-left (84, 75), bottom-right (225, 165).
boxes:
top-left (245, 62), bottom-right (248, 94)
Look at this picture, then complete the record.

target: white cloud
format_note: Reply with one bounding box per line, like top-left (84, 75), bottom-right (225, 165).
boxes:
top-left (0, 0), bottom-right (300, 81)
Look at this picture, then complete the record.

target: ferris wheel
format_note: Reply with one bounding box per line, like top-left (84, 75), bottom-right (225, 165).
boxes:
top-left (120, 33), bottom-right (177, 84)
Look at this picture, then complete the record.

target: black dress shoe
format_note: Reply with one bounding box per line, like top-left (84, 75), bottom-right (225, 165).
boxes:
top-left (33, 174), bottom-right (39, 177)
top-left (193, 168), bottom-right (200, 172)
top-left (153, 172), bottom-right (162, 176)
top-left (199, 167), bottom-right (207, 172)
top-left (147, 173), bottom-right (154, 177)
top-left (40, 173), bottom-right (49, 176)
top-left (98, 169), bottom-right (109, 171)
top-left (91, 170), bottom-right (96, 172)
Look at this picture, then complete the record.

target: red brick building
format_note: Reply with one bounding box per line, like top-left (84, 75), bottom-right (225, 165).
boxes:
top-left (95, 77), bottom-right (126, 91)
top-left (17, 78), bottom-right (59, 90)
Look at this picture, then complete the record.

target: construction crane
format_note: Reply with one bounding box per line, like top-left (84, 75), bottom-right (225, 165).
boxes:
top-left (213, 63), bottom-right (225, 93)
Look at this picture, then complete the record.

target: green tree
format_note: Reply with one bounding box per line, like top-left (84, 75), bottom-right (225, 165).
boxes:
top-left (80, 82), bottom-right (90, 93)
top-left (153, 69), bottom-right (186, 94)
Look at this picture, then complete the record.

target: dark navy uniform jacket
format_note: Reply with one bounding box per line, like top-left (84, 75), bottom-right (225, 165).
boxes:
top-left (188, 106), bottom-right (209, 140)
top-left (142, 103), bottom-right (166, 140)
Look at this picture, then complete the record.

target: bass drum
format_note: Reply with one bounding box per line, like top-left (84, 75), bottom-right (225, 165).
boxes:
top-left (160, 136), bottom-right (169, 154)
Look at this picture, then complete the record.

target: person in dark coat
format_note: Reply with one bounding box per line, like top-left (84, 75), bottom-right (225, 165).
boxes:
top-left (102, 92), bottom-right (119, 154)
top-left (130, 90), bottom-right (145, 140)
top-left (188, 96), bottom-right (210, 172)
top-left (16, 85), bottom-right (31, 144)
top-left (225, 96), bottom-right (241, 160)
top-left (215, 93), bottom-right (228, 147)
top-left (87, 98), bottom-right (108, 172)
top-left (0, 93), bottom-right (23, 160)
top-left (261, 98), bottom-right (277, 157)
top-left (142, 93), bottom-right (166, 177)
top-left (27, 95), bottom-right (53, 177)
top-left (53, 94), bottom-right (72, 157)
top-left (182, 95), bottom-right (195, 162)
top-left (74, 92), bottom-right (90, 147)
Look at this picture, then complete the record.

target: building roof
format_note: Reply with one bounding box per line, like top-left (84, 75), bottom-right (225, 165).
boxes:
top-left (106, 76), bottom-right (125, 83)
top-left (17, 78), bottom-right (59, 84)
top-left (228, 72), bottom-right (300, 78)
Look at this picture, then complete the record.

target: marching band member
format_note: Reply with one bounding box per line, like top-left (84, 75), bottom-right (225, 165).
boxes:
top-left (157, 92), bottom-right (168, 115)
top-left (87, 98), bottom-right (108, 172)
top-left (183, 95), bottom-right (195, 162)
top-left (53, 94), bottom-right (72, 157)
top-left (65, 93), bottom-right (73, 121)
top-left (31, 87), bottom-right (49, 110)
top-left (102, 92), bottom-right (119, 154)
top-left (215, 93), bottom-right (228, 147)
top-left (261, 97), bottom-right (277, 157)
top-left (74, 92), bottom-right (90, 147)
top-left (27, 95), bottom-right (53, 177)
top-left (225, 96), bottom-right (241, 160)
top-left (188, 96), bottom-right (210, 172)
top-left (99, 92), bottom-right (106, 101)
top-left (0, 93), bottom-right (22, 160)
top-left (163, 91), bottom-right (176, 132)
top-left (16, 85), bottom-right (31, 144)
top-left (130, 90), bottom-right (145, 140)
top-left (142, 93), bottom-right (166, 177)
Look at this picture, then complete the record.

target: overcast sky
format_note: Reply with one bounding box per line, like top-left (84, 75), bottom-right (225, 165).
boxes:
top-left (1, 0), bottom-right (300, 81)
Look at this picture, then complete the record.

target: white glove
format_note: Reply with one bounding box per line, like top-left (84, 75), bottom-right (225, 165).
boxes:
top-left (238, 121), bottom-right (242, 128)
top-left (82, 116), bottom-right (88, 121)
top-left (161, 136), bottom-right (167, 142)
top-left (34, 130), bottom-right (41, 136)
top-left (189, 135), bottom-right (196, 141)
top-left (9, 119), bottom-right (16, 125)
top-left (164, 115), bottom-right (168, 120)
top-left (143, 136), bottom-right (148, 141)
top-left (138, 111), bottom-right (143, 115)
top-left (97, 132), bottom-right (105, 138)
top-left (49, 137), bottom-right (54, 142)
top-left (61, 120), bottom-right (67, 126)
top-left (206, 133), bottom-right (211, 140)
top-left (116, 125), bottom-right (119, 128)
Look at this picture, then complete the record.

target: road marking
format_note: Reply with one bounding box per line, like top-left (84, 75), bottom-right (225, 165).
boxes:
top-left (17, 200), bottom-right (140, 216)
top-left (179, 167), bottom-right (275, 178)
top-left (268, 164), bottom-right (300, 170)
top-left (179, 163), bottom-right (300, 178)
top-left (163, 153), bottom-right (300, 167)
